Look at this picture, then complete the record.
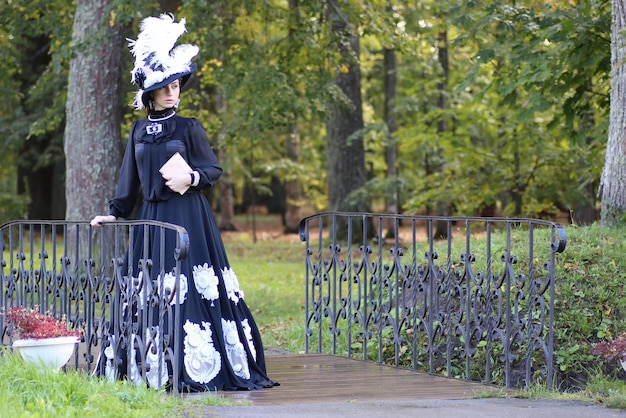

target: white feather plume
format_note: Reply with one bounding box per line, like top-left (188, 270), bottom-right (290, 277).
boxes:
top-left (127, 13), bottom-right (199, 109)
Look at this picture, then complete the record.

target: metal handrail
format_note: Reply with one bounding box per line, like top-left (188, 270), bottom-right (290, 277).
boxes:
top-left (0, 220), bottom-right (188, 393)
top-left (298, 212), bottom-right (567, 389)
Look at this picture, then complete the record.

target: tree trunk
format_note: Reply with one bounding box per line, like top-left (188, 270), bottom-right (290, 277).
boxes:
top-left (600, 0), bottom-right (626, 227)
top-left (284, 129), bottom-right (302, 233)
top-left (435, 29), bottom-right (449, 238)
top-left (15, 34), bottom-right (65, 220)
top-left (209, 2), bottom-right (238, 232)
top-left (325, 0), bottom-right (367, 214)
top-left (284, 0), bottom-right (302, 234)
top-left (217, 150), bottom-right (237, 231)
top-left (215, 90), bottom-right (237, 232)
top-left (574, 181), bottom-right (597, 225)
top-left (573, 104), bottom-right (599, 225)
top-left (383, 44), bottom-right (398, 237)
top-left (64, 1), bottom-right (123, 221)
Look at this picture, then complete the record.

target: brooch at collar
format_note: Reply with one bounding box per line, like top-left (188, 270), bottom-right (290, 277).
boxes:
top-left (146, 122), bottom-right (163, 135)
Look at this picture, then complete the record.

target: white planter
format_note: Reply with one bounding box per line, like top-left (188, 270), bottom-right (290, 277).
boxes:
top-left (621, 359), bottom-right (626, 373)
top-left (13, 336), bottom-right (80, 371)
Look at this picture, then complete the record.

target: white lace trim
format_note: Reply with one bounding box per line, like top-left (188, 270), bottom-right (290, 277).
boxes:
top-left (241, 319), bottom-right (257, 361)
top-left (135, 269), bottom-right (188, 309)
top-left (135, 271), bottom-right (149, 310)
top-left (147, 110), bottom-right (176, 121)
top-left (104, 333), bottom-right (168, 389)
top-left (104, 336), bottom-right (117, 383)
top-left (221, 318), bottom-right (250, 379)
top-left (160, 270), bottom-right (188, 305)
top-left (193, 263), bottom-right (219, 303)
top-left (183, 319), bottom-right (221, 384)
top-left (222, 267), bottom-right (245, 304)
top-left (145, 327), bottom-right (169, 389)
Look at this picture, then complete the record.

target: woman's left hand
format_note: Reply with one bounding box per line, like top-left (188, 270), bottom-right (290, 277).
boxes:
top-left (90, 215), bottom-right (117, 227)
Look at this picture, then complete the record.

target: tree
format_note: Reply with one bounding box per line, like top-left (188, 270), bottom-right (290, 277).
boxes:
top-left (0, 1), bottom-right (75, 221)
top-left (326, 0), bottom-right (368, 213)
top-left (284, 0), bottom-right (304, 234)
top-left (401, 0), bottom-right (610, 220)
top-left (434, 22), bottom-right (450, 236)
top-left (600, 0), bottom-right (626, 226)
top-left (383, 2), bottom-right (399, 234)
top-left (64, 1), bottom-right (124, 220)
top-left (3, 0), bottom-right (614, 227)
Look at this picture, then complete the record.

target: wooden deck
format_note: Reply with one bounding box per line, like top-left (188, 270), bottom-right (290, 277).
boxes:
top-left (222, 353), bottom-right (502, 405)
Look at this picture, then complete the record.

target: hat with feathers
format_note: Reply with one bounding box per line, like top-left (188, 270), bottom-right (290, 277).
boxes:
top-left (127, 13), bottom-right (199, 110)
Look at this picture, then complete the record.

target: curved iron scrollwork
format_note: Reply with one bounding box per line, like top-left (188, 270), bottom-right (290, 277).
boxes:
top-left (299, 212), bottom-right (567, 390)
top-left (0, 220), bottom-right (188, 393)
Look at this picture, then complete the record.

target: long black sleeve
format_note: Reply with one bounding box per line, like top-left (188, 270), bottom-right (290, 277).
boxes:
top-left (185, 118), bottom-right (222, 190)
top-left (109, 123), bottom-right (141, 219)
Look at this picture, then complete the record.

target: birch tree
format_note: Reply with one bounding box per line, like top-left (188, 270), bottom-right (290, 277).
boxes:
top-left (600, 0), bottom-right (626, 226)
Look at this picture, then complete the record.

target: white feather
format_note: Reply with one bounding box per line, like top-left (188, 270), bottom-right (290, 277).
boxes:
top-left (128, 14), bottom-right (198, 88)
top-left (133, 90), bottom-right (145, 110)
top-left (127, 14), bottom-right (199, 109)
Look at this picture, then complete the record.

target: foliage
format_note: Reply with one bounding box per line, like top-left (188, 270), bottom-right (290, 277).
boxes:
top-left (180, 0), bottom-right (336, 209)
top-left (0, 0), bottom-right (616, 223)
top-left (0, 192), bottom-right (29, 225)
top-left (6, 306), bottom-right (81, 339)
top-left (550, 225), bottom-right (626, 387)
top-left (591, 332), bottom-right (626, 363)
top-left (583, 373), bottom-right (626, 409)
top-left (393, 0), bottom-right (610, 218)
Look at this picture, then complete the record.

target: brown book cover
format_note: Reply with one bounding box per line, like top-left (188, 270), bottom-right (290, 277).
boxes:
top-left (159, 152), bottom-right (192, 195)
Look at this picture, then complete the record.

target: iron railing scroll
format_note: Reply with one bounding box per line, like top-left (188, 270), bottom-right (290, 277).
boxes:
top-left (0, 220), bottom-right (189, 394)
top-left (298, 212), bottom-right (567, 389)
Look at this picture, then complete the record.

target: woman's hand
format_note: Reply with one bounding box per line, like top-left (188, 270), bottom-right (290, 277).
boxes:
top-left (162, 172), bottom-right (191, 194)
top-left (90, 215), bottom-right (117, 227)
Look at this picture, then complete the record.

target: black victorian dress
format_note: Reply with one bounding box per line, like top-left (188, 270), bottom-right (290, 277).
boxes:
top-left (104, 108), bottom-right (276, 392)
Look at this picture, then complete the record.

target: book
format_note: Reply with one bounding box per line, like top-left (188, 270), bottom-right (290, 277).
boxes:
top-left (159, 152), bottom-right (192, 195)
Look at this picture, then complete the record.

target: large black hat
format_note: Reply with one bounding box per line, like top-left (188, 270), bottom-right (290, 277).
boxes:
top-left (127, 13), bottom-right (199, 109)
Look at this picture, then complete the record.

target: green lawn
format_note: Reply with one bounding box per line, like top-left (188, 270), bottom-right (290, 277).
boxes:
top-left (224, 232), bottom-right (307, 353)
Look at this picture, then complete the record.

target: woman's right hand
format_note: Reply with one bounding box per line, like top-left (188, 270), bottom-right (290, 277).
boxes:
top-left (90, 215), bottom-right (117, 227)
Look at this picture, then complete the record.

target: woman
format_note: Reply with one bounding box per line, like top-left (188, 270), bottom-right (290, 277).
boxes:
top-left (91, 13), bottom-right (276, 392)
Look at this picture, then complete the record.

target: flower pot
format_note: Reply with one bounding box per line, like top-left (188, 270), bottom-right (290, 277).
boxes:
top-left (13, 336), bottom-right (80, 371)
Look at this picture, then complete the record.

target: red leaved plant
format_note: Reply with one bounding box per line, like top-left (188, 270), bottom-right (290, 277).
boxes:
top-left (6, 306), bottom-right (81, 340)
top-left (591, 332), bottom-right (626, 362)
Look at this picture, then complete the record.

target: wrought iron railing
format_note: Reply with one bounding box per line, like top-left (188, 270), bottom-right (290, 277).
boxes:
top-left (298, 212), bottom-right (567, 389)
top-left (0, 220), bottom-right (188, 393)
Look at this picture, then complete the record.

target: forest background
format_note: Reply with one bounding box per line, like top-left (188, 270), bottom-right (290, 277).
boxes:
top-left (0, 0), bottom-right (623, 232)
top-left (5, 0), bottom-right (626, 399)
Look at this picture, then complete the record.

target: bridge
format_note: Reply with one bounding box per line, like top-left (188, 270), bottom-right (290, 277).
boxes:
top-left (0, 213), bottom-right (566, 397)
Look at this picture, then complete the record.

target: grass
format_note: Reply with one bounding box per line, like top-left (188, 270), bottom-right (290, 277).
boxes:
top-left (224, 230), bottom-right (307, 353)
top-left (476, 372), bottom-right (626, 410)
top-left (0, 347), bottom-right (236, 417)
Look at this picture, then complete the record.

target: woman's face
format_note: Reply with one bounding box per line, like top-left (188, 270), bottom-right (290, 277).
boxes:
top-left (152, 79), bottom-right (180, 110)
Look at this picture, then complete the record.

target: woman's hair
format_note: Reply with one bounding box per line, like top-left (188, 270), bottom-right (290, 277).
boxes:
top-left (145, 94), bottom-right (153, 116)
